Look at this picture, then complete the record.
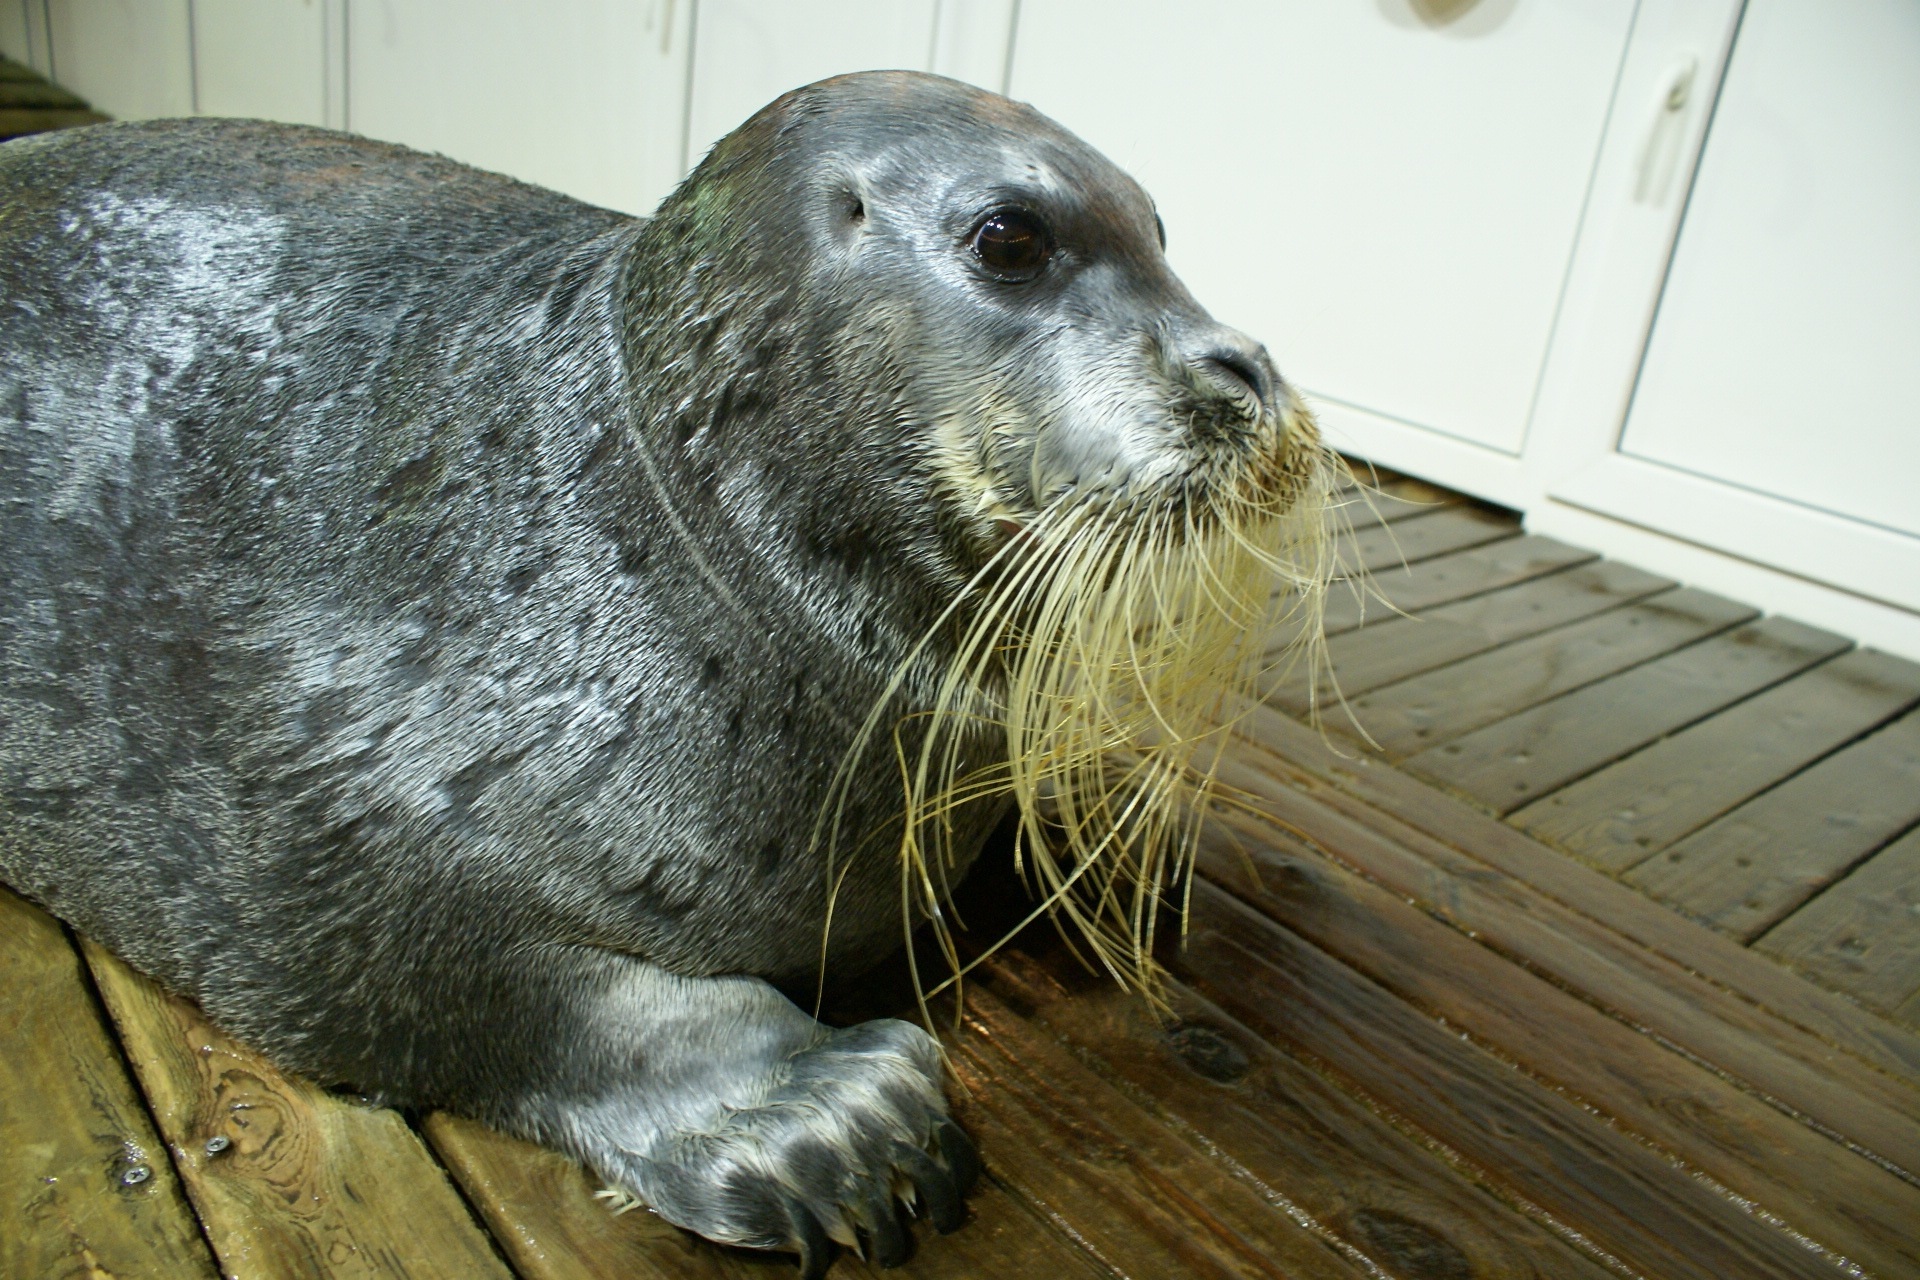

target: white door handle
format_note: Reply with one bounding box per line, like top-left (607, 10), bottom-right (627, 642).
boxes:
top-left (1635, 56), bottom-right (1699, 206)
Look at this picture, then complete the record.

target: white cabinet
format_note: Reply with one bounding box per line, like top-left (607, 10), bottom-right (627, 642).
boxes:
top-left (1008, 0), bottom-right (1638, 459)
top-left (683, 0), bottom-right (939, 169)
top-left (40, 0), bottom-right (194, 120)
top-left (190, 0), bottom-right (334, 129)
top-left (1534, 0), bottom-right (1920, 650)
top-left (1617, 0), bottom-right (1920, 547)
top-left (1560, 0), bottom-right (1920, 600)
top-left (346, 0), bottom-right (688, 216)
top-left (681, 0), bottom-right (1016, 169)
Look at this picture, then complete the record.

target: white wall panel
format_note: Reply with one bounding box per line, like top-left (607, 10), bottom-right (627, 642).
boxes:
top-left (683, 0), bottom-right (937, 171)
top-left (929, 0), bottom-right (1015, 94)
top-left (192, 0), bottom-right (331, 127)
top-left (0, 1), bottom-right (33, 65)
top-left (1008, 0), bottom-right (1635, 457)
top-left (1619, 0), bottom-right (1920, 542)
top-left (46, 0), bottom-right (192, 118)
top-left (347, 0), bottom-right (689, 216)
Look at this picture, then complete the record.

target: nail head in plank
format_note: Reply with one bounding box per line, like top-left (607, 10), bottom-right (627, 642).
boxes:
top-left (1628, 708), bottom-right (1920, 940)
top-left (1353, 586), bottom-right (1757, 758)
top-left (78, 938), bottom-right (515, 1280)
top-left (980, 947), bottom-right (1626, 1280)
top-left (1174, 885), bottom-right (1853, 1280)
top-left (1195, 817), bottom-right (1920, 1278)
top-left (0, 888), bottom-right (218, 1279)
top-left (1405, 615), bottom-right (1852, 815)
top-left (1514, 647), bottom-right (1920, 872)
top-left (1757, 825), bottom-right (1920, 1020)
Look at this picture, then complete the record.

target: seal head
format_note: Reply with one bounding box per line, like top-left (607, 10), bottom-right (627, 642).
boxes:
top-left (620, 73), bottom-right (1331, 984)
top-left (623, 71), bottom-right (1315, 578)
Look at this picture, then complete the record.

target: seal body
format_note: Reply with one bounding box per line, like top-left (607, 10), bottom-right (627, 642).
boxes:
top-left (0, 72), bottom-right (1313, 1269)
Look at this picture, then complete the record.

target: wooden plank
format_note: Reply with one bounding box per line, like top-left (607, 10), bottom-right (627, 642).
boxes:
top-left (1513, 648), bottom-right (1920, 872)
top-left (425, 1106), bottom-right (1112, 1280)
top-left (1191, 818), bottom-right (1920, 1279)
top-left (1338, 504), bottom-right (1518, 577)
top-left (1758, 826), bottom-right (1920, 1021)
top-left (1350, 586), bottom-right (1757, 758)
top-left (1403, 615), bottom-right (1852, 814)
top-left (1628, 708), bottom-right (1920, 940)
top-left (1326, 474), bottom-right (1457, 532)
top-left (79, 939), bottom-right (515, 1280)
top-left (1205, 745), bottom-right (1920, 1178)
top-left (1171, 883), bottom-right (1858, 1280)
top-left (1275, 559), bottom-right (1672, 718)
top-left (1334, 458), bottom-right (1454, 506)
top-left (941, 985), bottom-right (1370, 1279)
top-left (0, 107), bottom-right (110, 137)
top-left (0, 79), bottom-right (88, 108)
top-left (0, 888), bottom-right (218, 1279)
top-left (1239, 703), bottom-right (1920, 1091)
top-left (1316, 534), bottom-right (1595, 637)
top-left (976, 947), bottom-right (1626, 1280)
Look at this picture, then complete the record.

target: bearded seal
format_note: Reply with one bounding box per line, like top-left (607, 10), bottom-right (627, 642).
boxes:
top-left (0, 72), bottom-right (1330, 1273)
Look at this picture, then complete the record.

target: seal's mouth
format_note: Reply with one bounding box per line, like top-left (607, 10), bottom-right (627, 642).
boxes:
top-left (835, 392), bottom-right (1340, 1010)
top-left (940, 321), bottom-right (1319, 551)
top-left (976, 390), bottom-right (1321, 553)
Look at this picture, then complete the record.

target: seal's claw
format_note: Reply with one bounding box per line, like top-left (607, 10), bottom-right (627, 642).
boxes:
top-left (935, 1118), bottom-right (982, 1198)
top-left (853, 1181), bottom-right (910, 1268)
top-left (894, 1141), bottom-right (965, 1234)
top-left (783, 1195), bottom-right (832, 1280)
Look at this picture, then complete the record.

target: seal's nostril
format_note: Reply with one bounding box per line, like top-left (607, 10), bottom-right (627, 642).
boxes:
top-left (1198, 351), bottom-right (1269, 407)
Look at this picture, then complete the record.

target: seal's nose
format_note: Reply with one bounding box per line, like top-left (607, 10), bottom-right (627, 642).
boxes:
top-left (1185, 329), bottom-right (1277, 415)
top-left (1198, 350), bottom-right (1269, 405)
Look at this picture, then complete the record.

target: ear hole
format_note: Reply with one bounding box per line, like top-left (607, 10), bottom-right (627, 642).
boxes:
top-left (847, 196), bottom-right (865, 224)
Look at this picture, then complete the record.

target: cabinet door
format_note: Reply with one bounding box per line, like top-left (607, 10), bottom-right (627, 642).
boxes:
top-left (1547, 0), bottom-right (1920, 616)
top-left (191, 0), bottom-right (333, 129)
top-left (43, 0), bottom-right (193, 120)
top-left (346, 0), bottom-right (691, 216)
top-left (682, 0), bottom-right (939, 167)
top-left (1007, 0), bottom-right (1637, 496)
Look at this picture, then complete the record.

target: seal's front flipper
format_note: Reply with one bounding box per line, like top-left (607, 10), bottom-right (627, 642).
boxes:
top-left (511, 955), bottom-right (973, 1271)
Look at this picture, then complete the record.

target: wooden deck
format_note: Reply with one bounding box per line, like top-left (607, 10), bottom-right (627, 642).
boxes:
top-left (8, 465), bottom-right (1920, 1278)
top-left (1297, 470), bottom-right (1920, 1023)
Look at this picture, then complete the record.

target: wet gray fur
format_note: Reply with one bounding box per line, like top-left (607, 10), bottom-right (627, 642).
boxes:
top-left (0, 71), bottom-right (1283, 1268)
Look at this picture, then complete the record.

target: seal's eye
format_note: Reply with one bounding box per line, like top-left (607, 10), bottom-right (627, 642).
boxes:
top-left (971, 209), bottom-right (1052, 281)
